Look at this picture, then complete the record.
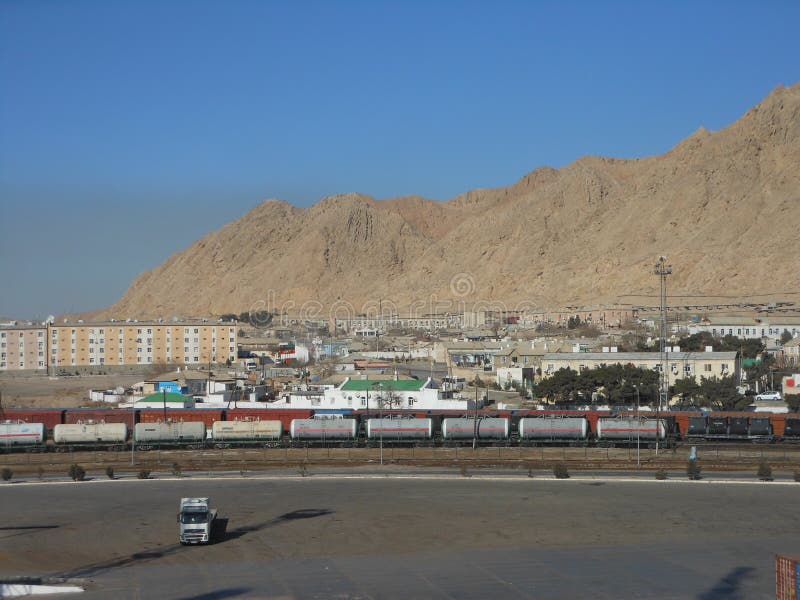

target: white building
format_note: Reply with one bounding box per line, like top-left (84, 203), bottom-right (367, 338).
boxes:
top-left (687, 316), bottom-right (800, 345)
top-left (268, 377), bottom-right (474, 410)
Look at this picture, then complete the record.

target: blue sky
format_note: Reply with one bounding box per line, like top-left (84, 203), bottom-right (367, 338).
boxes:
top-left (1, 0), bottom-right (799, 318)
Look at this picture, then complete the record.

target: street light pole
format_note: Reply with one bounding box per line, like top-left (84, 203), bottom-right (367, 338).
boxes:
top-left (654, 256), bottom-right (672, 457)
top-left (635, 385), bottom-right (640, 469)
top-left (378, 383), bottom-right (384, 466)
top-left (131, 397), bottom-right (135, 466)
top-left (473, 385), bottom-right (478, 451)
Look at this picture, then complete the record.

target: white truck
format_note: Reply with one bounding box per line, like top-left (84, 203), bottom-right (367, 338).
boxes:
top-left (178, 497), bottom-right (217, 545)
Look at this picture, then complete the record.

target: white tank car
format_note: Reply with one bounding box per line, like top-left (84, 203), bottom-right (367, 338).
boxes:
top-left (134, 421), bottom-right (206, 442)
top-left (441, 418), bottom-right (509, 440)
top-left (290, 419), bottom-right (357, 440)
top-left (596, 418), bottom-right (665, 440)
top-left (53, 422), bottom-right (127, 444)
top-left (366, 418), bottom-right (433, 440)
top-left (211, 420), bottom-right (282, 441)
top-left (518, 417), bottom-right (589, 440)
top-left (0, 421), bottom-right (45, 446)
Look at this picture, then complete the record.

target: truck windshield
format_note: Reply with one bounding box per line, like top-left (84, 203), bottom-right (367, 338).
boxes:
top-left (180, 511), bottom-right (208, 524)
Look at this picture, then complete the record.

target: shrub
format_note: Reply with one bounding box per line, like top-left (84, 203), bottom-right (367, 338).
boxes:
top-left (68, 464), bottom-right (86, 481)
top-left (757, 461), bottom-right (773, 481)
top-left (794, 471), bottom-right (800, 483)
top-left (655, 469), bottom-right (668, 480)
top-left (686, 459), bottom-right (701, 480)
top-left (137, 469), bottom-right (151, 479)
top-left (2, 468), bottom-right (12, 482)
top-left (105, 466), bottom-right (115, 480)
top-left (171, 462), bottom-right (182, 477)
top-left (553, 463), bottom-right (570, 479)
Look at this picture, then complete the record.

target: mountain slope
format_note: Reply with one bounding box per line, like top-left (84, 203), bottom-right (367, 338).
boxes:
top-left (105, 83), bottom-right (800, 318)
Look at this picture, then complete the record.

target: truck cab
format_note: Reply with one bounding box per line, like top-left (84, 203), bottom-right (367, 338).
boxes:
top-left (178, 497), bottom-right (217, 545)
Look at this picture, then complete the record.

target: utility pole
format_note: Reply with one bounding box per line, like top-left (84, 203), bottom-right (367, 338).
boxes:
top-left (654, 256), bottom-right (672, 456)
top-left (473, 385), bottom-right (479, 450)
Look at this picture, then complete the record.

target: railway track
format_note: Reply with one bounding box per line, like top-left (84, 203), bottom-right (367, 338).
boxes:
top-left (3, 444), bottom-right (800, 476)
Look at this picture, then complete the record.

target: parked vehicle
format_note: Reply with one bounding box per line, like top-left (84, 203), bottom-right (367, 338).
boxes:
top-left (178, 497), bottom-right (217, 545)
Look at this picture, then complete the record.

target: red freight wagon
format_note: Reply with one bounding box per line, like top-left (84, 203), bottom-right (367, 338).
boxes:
top-left (64, 408), bottom-right (137, 428)
top-left (226, 408), bottom-right (313, 434)
top-left (139, 409), bottom-right (223, 428)
top-left (0, 409), bottom-right (64, 431)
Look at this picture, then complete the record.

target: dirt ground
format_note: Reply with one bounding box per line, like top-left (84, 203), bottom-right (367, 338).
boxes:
top-left (0, 374), bottom-right (145, 408)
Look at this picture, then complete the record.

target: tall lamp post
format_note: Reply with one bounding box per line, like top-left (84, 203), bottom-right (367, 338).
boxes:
top-left (371, 381), bottom-right (384, 466)
top-left (654, 256), bottom-right (672, 456)
top-left (634, 384), bottom-right (640, 469)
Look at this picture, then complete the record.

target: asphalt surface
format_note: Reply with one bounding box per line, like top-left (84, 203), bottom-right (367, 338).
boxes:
top-left (1, 476), bottom-right (798, 599)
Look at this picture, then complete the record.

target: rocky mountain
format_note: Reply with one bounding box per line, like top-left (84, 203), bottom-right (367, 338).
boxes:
top-left (104, 83), bottom-right (800, 319)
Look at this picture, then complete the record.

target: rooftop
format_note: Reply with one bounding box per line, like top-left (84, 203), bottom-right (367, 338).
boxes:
top-left (542, 351), bottom-right (739, 360)
top-left (341, 378), bottom-right (426, 392)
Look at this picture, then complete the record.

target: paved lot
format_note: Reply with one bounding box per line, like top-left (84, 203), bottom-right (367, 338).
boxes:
top-left (1, 477), bottom-right (798, 599)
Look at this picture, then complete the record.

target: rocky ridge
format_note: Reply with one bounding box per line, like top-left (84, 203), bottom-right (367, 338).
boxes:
top-left (104, 84), bottom-right (800, 319)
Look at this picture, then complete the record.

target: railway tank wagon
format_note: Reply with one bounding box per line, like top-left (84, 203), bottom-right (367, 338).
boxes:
top-left (211, 420), bottom-right (282, 447)
top-left (441, 418), bottom-right (509, 444)
top-left (53, 422), bottom-right (128, 451)
top-left (0, 421), bottom-right (45, 451)
top-left (596, 418), bottom-right (666, 446)
top-left (134, 421), bottom-right (206, 449)
top-left (517, 417), bottom-right (589, 444)
top-left (289, 418), bottom-right (358, 445)
top-left (365, 418), bottom-right (433, 444)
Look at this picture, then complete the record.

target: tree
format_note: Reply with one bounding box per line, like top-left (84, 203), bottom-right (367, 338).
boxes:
top-left (535, 368), bottom-right (580, 404)
top-left (744, 352), bottom-right (776, 386)
top-left (567, 316), bottom-right (581, 329)
top-left (672, 378), bottom-right (701, 404)
top-left (696, 375), bottom-right (745, 410)
top-left (785, 394), bottom-right (800, 412)
top-left (779, 331), bottom-right (793, 345)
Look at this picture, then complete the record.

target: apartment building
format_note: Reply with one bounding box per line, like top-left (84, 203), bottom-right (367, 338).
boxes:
top-left (48, 320), bottom-right (237, 368)
top-left (0, 323), bottom-right (48, 371)
top-left (540, 349), bottom-right (740, 387)
top-left (686, 316), bottom-right (800, 345)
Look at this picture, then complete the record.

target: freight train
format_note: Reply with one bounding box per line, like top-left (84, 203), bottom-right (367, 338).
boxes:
top-left (1, 407), bottom-right (799, 452)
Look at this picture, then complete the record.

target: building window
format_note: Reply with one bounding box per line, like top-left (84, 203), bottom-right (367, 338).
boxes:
top-left (704, 364), bottom-right (712, 372)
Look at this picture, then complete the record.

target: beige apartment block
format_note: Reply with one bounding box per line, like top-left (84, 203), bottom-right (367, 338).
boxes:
top-left (541, 350), bottom-right (740, 386)
top-left (0, 324), bottom-right (48, 371)
top-left (48, 320), bottom-right (238, 368)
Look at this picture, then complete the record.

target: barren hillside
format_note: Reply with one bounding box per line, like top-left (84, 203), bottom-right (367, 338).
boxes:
top-left (104, 83), bottom-right (800, 318)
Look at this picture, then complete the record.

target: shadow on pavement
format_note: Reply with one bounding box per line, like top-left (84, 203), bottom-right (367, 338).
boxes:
top-left (219, 508), bottom-right (333, 542)
top-left (53, 508), bottom-right (334, 579)
top-left (177, 587), bottom-right (251, 600)
top-left (696, 566), bottom-right (755, 600)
